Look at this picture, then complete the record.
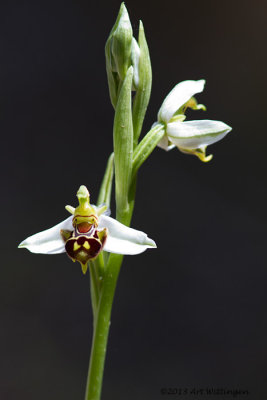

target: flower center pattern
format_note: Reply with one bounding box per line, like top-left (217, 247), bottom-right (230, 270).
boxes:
top-left (60, 186), bottom-right (108, 274)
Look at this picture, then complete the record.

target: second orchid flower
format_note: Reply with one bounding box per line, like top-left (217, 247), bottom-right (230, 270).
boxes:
top-left (154, 79), bottom-right (232, 162)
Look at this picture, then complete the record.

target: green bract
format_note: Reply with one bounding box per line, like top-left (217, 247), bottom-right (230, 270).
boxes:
top-left (113, 66), bottom-right (133, 223)
top-left (132, 21), bottom-right (152, 146)
top-left (97, 152), bottom-right (114, 208)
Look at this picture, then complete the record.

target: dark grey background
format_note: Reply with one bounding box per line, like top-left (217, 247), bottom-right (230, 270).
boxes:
top-left (1, 0), bottom-right (267, 399)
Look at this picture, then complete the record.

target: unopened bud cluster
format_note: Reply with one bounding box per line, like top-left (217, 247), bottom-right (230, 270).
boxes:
top-left (105, 3), bottom-right (149, 107)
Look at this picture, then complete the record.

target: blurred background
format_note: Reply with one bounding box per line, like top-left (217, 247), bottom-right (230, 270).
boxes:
top-left (1, 0), bottom-right (267, 398)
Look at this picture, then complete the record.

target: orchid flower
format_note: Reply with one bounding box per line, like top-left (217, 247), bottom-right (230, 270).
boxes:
top-left (18, 185), bottom-right (156, 274)
top-left (154, 80), bottom-right (232, 161)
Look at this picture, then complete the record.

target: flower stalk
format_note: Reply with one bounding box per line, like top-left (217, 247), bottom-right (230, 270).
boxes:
top-left (18, 3), bottom-right (232, 400)
top-left (85, 253), bottom-right (123, 400)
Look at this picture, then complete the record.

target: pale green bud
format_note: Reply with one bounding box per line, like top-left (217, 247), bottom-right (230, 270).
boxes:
top-left (105, 3), bottom-right (133, 107)
top-left (131, 37), bottom-right (140, 90)
top-left (111, 4), bottom-right (133, 81)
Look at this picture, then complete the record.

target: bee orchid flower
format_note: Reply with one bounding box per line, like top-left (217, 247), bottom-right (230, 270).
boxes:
top-left (154, 79), bottom-right (232, 161)
top-left (18, 186), bottom-right (156, 274)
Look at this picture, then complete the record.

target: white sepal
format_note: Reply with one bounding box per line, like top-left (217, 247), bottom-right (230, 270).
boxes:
top-left (151, 121), bottom-right (175, 151)
top-left (158, 80), bottom-right (205, 123)
top-left (157, 134), bottom-right (176, 151)
top-left (18, 216), bottom-right (73, 254)
top-left (98, 215), bottom-right (156, 255)
top-left (19, 214), bottom-right (156, 257)
top-left (167, 119), bottom-right (232, 149)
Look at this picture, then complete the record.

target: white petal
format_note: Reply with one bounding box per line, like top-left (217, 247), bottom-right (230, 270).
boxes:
top-left (157, 134), bottom-right (176, 151)
top-left (167, 119), bottom-right (231, 149)
top-left (98, 215), bottom-right (156, 255)
top-left (158, 79), bottom-right (205, 123)
top-left (18, 216), bottom-right (73, 254)
top-left (151, 121), bottom-right (175, 151)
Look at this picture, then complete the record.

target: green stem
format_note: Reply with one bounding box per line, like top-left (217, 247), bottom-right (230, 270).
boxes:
top-left (88, 261), bottom-right (99, 321)
top-left (93, 253), bottom-right (105, 282)
top-left (132, 123), bottom-right (165, 176)
top-left (84, 254), bottom-right (123, 400)
top-left (85, 183), bottom-right (135, 400)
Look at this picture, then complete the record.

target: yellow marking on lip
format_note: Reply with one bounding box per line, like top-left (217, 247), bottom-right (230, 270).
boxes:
top-left (74, 242), bottom-right (81, 251)
top-left (83, 241), bottom-right (90, 250)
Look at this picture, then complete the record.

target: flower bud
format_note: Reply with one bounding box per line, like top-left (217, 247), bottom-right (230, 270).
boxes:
top-left (131, 37), bottom-right (140, 90)
top-left (105, 3), bottom-right (133, 107)
top-left (132, 21), bottom-right (152, 145)
top-left (111, 6), bottom-right (133, 80)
